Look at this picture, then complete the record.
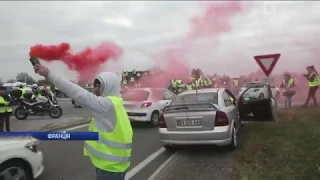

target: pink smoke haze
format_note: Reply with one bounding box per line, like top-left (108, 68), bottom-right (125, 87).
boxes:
top-left (135, 1), bottom-right (245, 90)
top-left (188, 1), bottom-right (242, 40)
top-left (34, 1), bottom-right (320, 103)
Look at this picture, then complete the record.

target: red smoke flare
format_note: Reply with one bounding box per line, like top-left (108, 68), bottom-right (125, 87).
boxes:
top-left (29, 42), bottom-right (123, 81)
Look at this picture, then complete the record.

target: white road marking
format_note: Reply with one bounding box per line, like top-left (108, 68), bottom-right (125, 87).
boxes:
top-left (125, 147), bottom-right (166, 180)
top-left (147, 152), bottom-right (176, 180)
top-left (62, 123), bottom-right (168, 180)
top-left (64, 124), bottom-right (89, 131)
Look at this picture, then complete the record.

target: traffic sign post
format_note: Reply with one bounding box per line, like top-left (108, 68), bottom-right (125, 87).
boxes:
top-left (254, 53), bottom-right (281, 77)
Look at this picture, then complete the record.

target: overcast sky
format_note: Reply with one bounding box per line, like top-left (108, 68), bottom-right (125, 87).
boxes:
top-left (1, 1), bottom-right (320, 81)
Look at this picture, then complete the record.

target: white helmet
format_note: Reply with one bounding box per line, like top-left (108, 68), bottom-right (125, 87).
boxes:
top-left (37, 86), bottom-right (45, 92)
top-left (31, 84), bottom-right (38, 90)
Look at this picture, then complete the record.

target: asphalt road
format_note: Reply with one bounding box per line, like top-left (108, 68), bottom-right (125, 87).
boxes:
top-left (54, 100), bottom-right (90, 117)
top-left (35, 99), bottom-right (297, 180)
top-left (38, 122), bottom-right (174, 180)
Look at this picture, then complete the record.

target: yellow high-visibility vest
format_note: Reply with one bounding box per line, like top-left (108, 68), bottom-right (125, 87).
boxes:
top-left (0, 97), bottom-right (10, 113)
top-left (84, 96), bottom-right (133, 172)
top-left (283, 78), bottom-right (295, 88)
top-left (309, 73), bottom-right (320, 87)
top-left (20, 88), bottom-right (26, 99)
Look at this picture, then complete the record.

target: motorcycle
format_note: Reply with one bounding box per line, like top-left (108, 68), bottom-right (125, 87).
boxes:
top-left (11, 90), bottom-right (63, 120)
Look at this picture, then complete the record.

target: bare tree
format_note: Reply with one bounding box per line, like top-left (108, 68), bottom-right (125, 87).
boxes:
top-left (16, 72), bottom-right (36, 85)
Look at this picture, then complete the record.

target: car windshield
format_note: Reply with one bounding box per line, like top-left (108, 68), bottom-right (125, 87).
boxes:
top-left (243, 83), bottom-right (264, 88)
top-left (123, 90), bottom-right (150, 101)
top-left (171, 92), bottom-right (218, 105)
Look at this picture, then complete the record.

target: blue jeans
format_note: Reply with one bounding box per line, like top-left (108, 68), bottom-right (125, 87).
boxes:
top-left (284, 96), bottom-right (292, 108)
top-left (96, 168), bottom-right (126, 180)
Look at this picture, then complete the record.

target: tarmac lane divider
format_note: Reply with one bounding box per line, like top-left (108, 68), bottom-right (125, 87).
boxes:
top-left (37, 117), bottom-right (91, 131)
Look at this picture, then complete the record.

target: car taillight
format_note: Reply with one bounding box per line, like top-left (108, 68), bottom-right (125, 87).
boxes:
top-left (158, 113), bottom-right (167, 128)
top-left (215, 111), bottom-right (229, 126)
top-left (141, 102), bottom-right (152, 108)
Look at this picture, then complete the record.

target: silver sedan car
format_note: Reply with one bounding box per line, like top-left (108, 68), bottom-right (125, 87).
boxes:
top-left (159, 85), bottom-right (277, 151)
top-left (159, 88), bottom-right (241, 151)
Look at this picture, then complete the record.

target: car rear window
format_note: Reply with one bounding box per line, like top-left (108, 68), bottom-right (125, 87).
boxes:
top-left (122, 90), bottom-right (150, 101)
top-left (171, 92), bottom-right (218, 105)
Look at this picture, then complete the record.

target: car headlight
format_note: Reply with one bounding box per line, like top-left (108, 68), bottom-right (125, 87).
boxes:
top-left (25, 141), bottom-right (39, 153)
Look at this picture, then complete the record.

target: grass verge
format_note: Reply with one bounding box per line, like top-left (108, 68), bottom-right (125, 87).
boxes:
top-left (232, 107), bottom-right (320, 180)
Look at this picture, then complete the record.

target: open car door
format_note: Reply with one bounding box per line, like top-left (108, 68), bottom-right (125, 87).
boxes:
top-left (237, 83), bottom-right (276, 122)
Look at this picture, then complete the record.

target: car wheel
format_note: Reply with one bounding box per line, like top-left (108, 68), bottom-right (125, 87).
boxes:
top-left (258, 93), bottom-right (264, 99)
top-left (163, 145), bottom-right (177, 152)
top-left (150, 111), bottom-right (159, 125)
top-left (0, 160), bottom-right (33, 180)
top-left (14, 106), bottom-right (29, 120)
top-left (227, 126), bottom-right (237, 151)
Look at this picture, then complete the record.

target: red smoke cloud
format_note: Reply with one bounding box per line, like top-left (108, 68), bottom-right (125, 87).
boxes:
top-left (138, 1), bottom-right (244, 88)
top-left (29, 42), bottom-right (123, 82)
top-left (188, 1), bottom-right (242, 40)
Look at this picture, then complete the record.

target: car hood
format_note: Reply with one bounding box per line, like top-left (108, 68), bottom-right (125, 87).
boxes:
top-left (0, 138), bottom-right (37, 149)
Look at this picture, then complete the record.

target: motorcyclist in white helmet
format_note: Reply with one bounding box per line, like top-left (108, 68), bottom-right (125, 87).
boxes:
top-left (30, 86), bottom-right (46, 102)
top-left (31, 84), bottom-right (38, 93)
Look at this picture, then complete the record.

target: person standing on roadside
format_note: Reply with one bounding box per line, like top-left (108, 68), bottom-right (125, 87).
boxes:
top-left (302, 65), bottom-right (320, 107)
top-left (280, 72), bottom-right (295, 108)
top-left (0, 86), bottom-right (12, 132)
top-left (34, 64), bottom-right (133, 180)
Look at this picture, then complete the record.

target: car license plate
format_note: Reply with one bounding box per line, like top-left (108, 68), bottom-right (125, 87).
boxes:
top-left (177, 119), bottom-right (201, 126)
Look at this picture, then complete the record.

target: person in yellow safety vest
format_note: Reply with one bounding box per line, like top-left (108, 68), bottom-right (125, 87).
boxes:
top-left (177, 81), bottom-right (185, 93)
top-left (170, 79), bottom-right (183, 94)
top-left (129, 77), bottom-right (135, 84)
top-left (32, 86), bottom-right (45, 101)
top-left (122, 78), bottom-right (128, 86)
top-left (0, 86), bottom-right (12, 132)
top-left (19, 85), bottom-right (26, 99)
top-left (204, 77), bottom-right (212, 88)
top-left (185, 82), bottom-right (193, 91)
top-left (193, 77), bottom-right (205, 89)
top-left (233, 79), bottom-right (239, 87)
top-left (280, 72), bottom-right (295, 108)
top-left (199, 77), bottom-right (206, 88)
top-left (192, 77), bottom-right (199, 88)
top-left (122, 71), bottom-right (128, 77)
top-left (34, 64), bottom-right (133, 180)
top-left (303, 65), bottom-right (320, 107)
